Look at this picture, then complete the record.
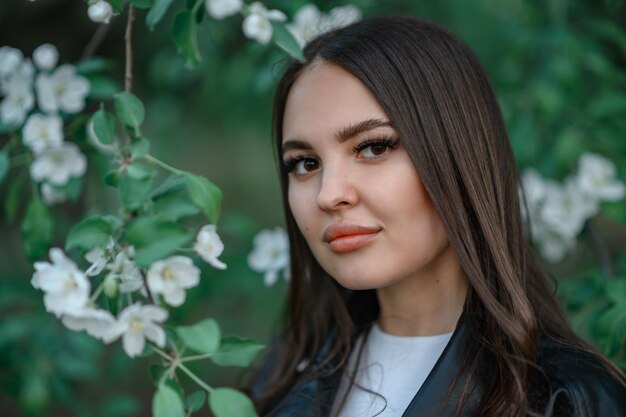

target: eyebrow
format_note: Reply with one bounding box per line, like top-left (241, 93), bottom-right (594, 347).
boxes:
top-left (281, 118), bottom-right (393, 154)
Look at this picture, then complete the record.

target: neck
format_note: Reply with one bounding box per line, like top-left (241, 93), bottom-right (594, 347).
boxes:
top-left (376, 244), bottom-right (468, 336)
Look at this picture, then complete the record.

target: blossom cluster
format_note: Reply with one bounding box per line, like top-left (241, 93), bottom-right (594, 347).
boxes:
top-left (286, 4), bottom-right (362, 47)
top-left (31, 225), bottom-right (226, 357)
top-left (521, 153), bottom-right (626, 262)
top-left (0, 44), bottom-right (89, 205)
top-left (205, 0), bottom-right (361, 45)
top-left (248, 227), bottom-right (290, 287)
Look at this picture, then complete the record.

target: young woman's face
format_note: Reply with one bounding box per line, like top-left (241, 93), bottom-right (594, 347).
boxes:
top-left (281, 62), bottom-right (453, 290)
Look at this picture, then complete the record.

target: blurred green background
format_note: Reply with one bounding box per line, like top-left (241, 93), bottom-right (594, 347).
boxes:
top-left (1, 0), bottom-right (626, 416)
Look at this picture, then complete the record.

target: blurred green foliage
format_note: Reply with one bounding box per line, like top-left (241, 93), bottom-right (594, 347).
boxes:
top-left (0, 0), bottom-right (625, 416)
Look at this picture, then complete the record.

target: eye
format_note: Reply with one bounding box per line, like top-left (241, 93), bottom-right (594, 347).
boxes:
top-left (354, 138), bottom-right (399, 159)
top-left (281, 156), bottom-right (320, 176)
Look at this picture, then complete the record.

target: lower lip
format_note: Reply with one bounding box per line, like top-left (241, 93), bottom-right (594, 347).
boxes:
top-left (329, 232), bottom-right (379, 253)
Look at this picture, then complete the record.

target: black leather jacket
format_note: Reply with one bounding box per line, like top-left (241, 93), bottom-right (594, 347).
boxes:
top-left (253, 317), bottom-right (626, 416)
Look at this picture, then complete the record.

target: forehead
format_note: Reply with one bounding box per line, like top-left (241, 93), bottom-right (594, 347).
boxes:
top-left (282, 62), bottom-right (388, 142)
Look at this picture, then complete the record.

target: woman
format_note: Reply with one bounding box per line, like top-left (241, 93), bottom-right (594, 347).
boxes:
top-left (251, 15), bottom-right (626, 417)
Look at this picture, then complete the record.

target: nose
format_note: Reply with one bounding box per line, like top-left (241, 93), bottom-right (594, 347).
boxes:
top-left (316, 163), bottom-right (358, 212)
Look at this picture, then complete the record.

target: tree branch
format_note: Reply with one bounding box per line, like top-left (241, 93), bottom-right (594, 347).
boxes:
top-left (587, 220), bottom-right (614, 277)
top-left (81, 23), bottom-right (111, 60)
top-left (124, 3), bottom-right (135, 93)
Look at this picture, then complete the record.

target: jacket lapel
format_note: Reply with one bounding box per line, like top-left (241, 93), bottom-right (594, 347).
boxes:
top-left (267, 317), bottom-right (479, 417)
top-left (402, 316), bottom-right (481, 416)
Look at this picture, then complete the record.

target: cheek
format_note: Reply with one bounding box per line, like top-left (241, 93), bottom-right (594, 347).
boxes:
top-left (288, 184), bottom-right (313, 236)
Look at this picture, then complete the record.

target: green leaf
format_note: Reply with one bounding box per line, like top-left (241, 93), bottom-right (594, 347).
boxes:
top-left (212, 336), bottom-right (264, 367)
top-left (125, 217), bottom-right (192, 267)
top-left (173, 10), bottom-right (201, 68)
top-left (153, 383), bottom-right (185, 417)
top-left (153, 189), bottom-right (200, 221)
top-left (593, 306), bottom-right (626, 356)
top-left (606, 278), bottom-right (626, 305)
top-left (105, 170), bottom-right (122, 187)
top-left (75, 57), bottom-right (111, 74)
top-left (87, 75), bottom-right (121, 100)
top-left (208, 388), bottom-right (258, 417)
top-left (165, 378), bottom-right (185, 402)
top-left (131, 137), bottom-right (150, 159)
top-left (22, 198), bottom-right (53, 261)
top-left (146, 0), bottom-right (175, 29)
top-left (183, 172), bottom-right (222, 224)
top-left (101, 395), bottom-right (141, 417)
top-left (66, 215), bottom-right (115, 251)
top-left (149, 364), bottom-right (166, 385)
top-left (127, 162), bottom-right (156, 180)
top-left (271, 22), bottom-right (305, 63)
top-left (54, 176), bottom-right (84, 201)
top-left (0, 151), bottom-right (9, 183)
top-left (120, 166), bottom-right (156, 210)
top-left (185, 391), bottom-right (206, 413)
top-left (91, 108), bottom-right (116, 145)
top-left (151, 174), bottom-right (185, 198)
top-left (108, 0), bottom-right (125, 13)
top-left (130, 0), bottom-right (154, 8)
top-left (5, 174), bottom-right (24, 223)
top-left (177, 318), bottom-right (220, 355)
top-left (114, 92), bottom-right (145, 131)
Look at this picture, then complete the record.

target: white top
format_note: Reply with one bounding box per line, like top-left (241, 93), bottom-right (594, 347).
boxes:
top-left (330, 324), bottom-right (453, 417)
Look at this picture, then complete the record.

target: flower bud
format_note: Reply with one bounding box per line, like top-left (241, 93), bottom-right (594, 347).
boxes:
top-left (33, 43), bottom-right (59, 70)
top-left (88, 1), bottom-right (113, 24)
top-left (104, 274), bottom-right (118, 298)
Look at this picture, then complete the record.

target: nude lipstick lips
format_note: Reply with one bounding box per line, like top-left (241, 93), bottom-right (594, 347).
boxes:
top-left (323, 223), bottom-right (381, 253)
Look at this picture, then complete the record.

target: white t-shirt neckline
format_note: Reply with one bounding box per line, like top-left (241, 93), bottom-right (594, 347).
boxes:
top-left (331, 324), bottom-right (453, 417)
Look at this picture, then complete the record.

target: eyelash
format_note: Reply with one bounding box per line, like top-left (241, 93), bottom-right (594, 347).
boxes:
top-left (280, 136), bottom-right (400, 176)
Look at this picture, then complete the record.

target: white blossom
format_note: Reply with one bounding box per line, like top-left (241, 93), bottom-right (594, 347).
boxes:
top-left (534, 228), bottom-right (577, 263)
top-left (88, 0), bottom-right (114, 24)
top-left (30, 142), bottom-right (86, 185)
top-left (41, 183), bottom-right (67, 205)
top-left (84, 237), bottom-right (115, 277)
top-left (286, 4), bottom-right (323, 48)
top-left (107, 246), bottom-right (143, 293)
top-left (323, 5), bottom-right (361, 31)
top-left (0, 46), bottom-right (24, 80)
top-left (242, 2), bottom-right (287, 45)
top-left (248, 227), bottom-right (290, 287)
top-left (36, 64), bottom-right (90, 114)
top-left (22, 113), bottom-right (63, 154)
top-left (194, 224), bottom-right (227, 270)
top-left (287, 4), bottom-right (361, 48)
top-left (205, 0), bottom-right (243, 19)
top-left (111, 303), bottom-right (168, 357)
top-left (0, 60), bottom-right (35, 125)
top-left (32, 43), bottom-right (59, 71)
top-left (147, 256), bottom-right (200, 307)
top-left (61, 307), bottom-right (118, 342)
top-left (540, 179), bottom-right (593, 240)
top-left (31, 248), bottom-right (90, 317)
top-left (576, 153), bottom-right (626, 202)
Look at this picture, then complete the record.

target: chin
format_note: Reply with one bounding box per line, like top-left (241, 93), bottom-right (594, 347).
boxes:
top-left (331, 273), bottom-right (389, 291)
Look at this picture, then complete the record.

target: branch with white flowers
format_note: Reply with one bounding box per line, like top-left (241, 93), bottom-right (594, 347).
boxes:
top-left (0, 1), bottom-right (364, 416)
top-left (520, 153), bottom-right (626, 263)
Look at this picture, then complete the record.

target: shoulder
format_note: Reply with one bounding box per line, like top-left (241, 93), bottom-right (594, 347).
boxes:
top-left (535, 337), bottom-right (626, 417)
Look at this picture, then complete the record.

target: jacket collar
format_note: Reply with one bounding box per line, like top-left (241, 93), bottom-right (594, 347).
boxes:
top-left (268, 316), bottom-right (478, 417)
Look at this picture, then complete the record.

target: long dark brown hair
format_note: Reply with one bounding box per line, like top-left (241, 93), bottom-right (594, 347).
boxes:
top-left (253, 15), bottom-right (625, 416)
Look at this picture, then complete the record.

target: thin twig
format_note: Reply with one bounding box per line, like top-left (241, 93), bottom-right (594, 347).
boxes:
top-left (124, 3), bottom-right (135, 93)
top-left (178, 363), bottom-right (214, 393)
top-left (81, 24), bottom-right (111, 60)
top-left (145, 154), bottom-right (183, 175)
top-left (140, 270), bottom-right (156, 304)
top-left (587, 220), bottom-right (614, 277)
